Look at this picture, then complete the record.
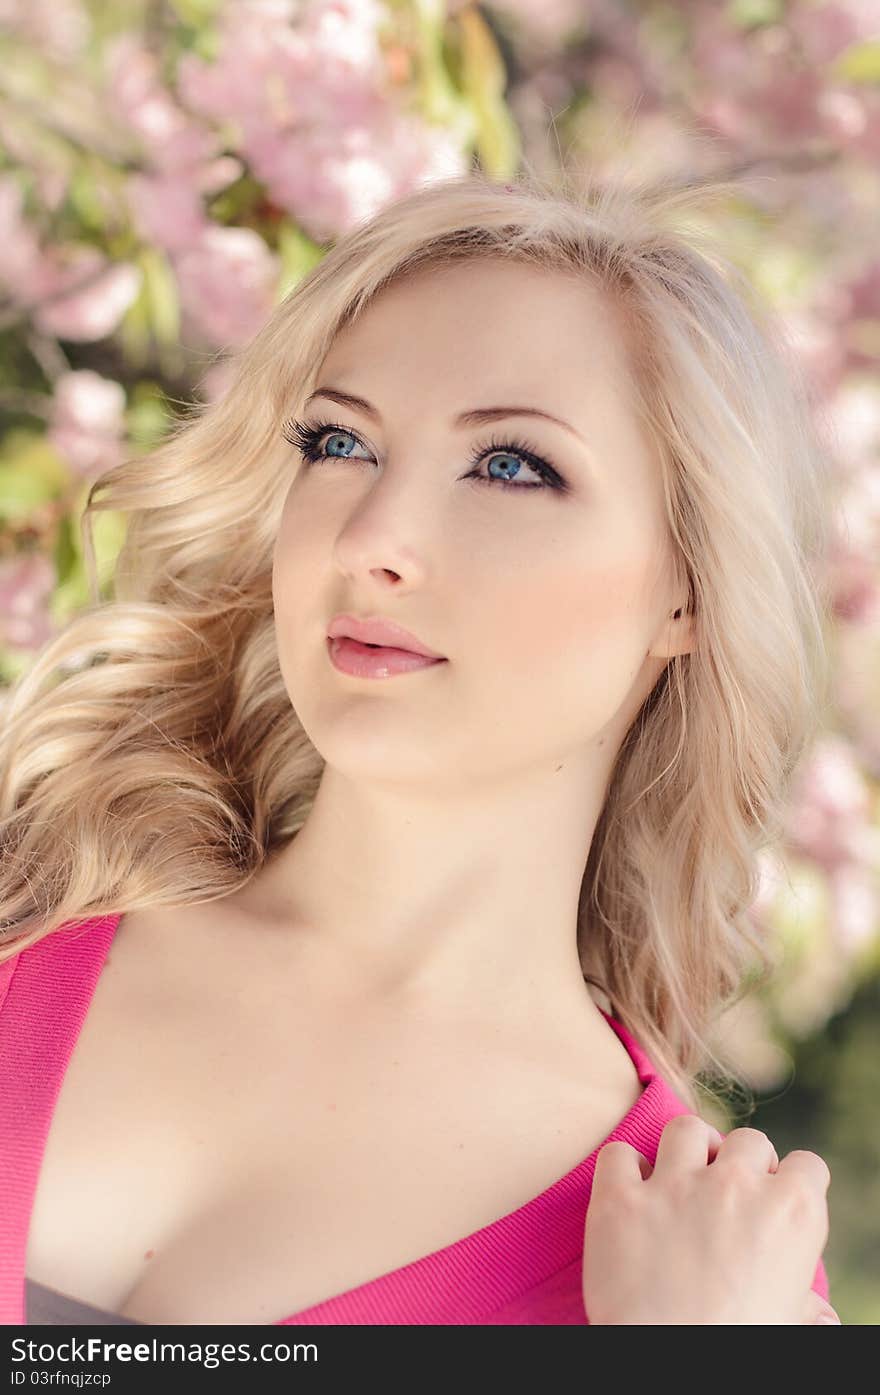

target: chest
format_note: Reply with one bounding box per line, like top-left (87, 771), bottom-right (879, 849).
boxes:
top-left (23, 919), bottom-right (643, 1324)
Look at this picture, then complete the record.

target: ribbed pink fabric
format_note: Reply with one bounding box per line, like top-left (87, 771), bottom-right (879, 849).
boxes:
top-left (0, 913), bottom-right (830, 1325)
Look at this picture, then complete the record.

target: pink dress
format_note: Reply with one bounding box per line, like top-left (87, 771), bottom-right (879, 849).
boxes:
top-left (0, 913), bottom-right (830, 1325)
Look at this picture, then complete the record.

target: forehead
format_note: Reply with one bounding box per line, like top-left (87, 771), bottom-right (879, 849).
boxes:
top-left (319, 258), bottom-right (639, 420)
top-left (315, 259), bottom-right (664, 519)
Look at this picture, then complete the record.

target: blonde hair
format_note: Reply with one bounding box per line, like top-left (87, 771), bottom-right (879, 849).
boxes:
top-left (0, 168), bottom-right (837, 1117)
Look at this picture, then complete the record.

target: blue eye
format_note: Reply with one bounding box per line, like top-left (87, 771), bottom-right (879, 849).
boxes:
top-left (280, 417), bottom-right (569, 494)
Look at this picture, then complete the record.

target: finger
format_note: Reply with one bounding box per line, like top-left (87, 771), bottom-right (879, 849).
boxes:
top-left (714, 1126), bottom-right (779, 1174)
top-left (592, 1139), bottom-right (651, 1189)
top-left (652, 1113), bottom-right (724, 1175)
top-left (803, 1289), bottom-right (842, 1325)
top-left (775, 1148), bottom-right (832, 1192)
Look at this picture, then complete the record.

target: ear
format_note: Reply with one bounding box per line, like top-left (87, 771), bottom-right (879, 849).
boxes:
top-left (647, 607), bottom-right (696, 661)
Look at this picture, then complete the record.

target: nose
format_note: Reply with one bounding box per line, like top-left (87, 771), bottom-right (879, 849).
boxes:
top-left (330, 464), bottom-right (440, 593)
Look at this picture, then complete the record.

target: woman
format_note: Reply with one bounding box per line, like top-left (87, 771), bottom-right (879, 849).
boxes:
top-left (0, 170), bottom-right (840, 1324)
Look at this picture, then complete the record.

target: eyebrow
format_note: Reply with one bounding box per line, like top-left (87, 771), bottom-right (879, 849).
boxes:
top-left (304, 386), bottom-right (589, 448)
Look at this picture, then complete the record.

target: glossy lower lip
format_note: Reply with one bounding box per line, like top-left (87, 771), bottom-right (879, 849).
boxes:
top-left (327, 635), bottom-right (447, 678)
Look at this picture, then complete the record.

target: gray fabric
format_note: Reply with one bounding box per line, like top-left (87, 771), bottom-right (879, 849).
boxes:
top-left (26, 1277), bottom-right (144, 1325)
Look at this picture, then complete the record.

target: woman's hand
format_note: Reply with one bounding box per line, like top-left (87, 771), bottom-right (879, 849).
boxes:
top-left (582, 1114), bottom-right (832, 1324)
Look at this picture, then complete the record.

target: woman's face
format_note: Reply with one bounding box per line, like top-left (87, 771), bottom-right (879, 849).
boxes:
top-left (272, 258), bottom-right (682, 790)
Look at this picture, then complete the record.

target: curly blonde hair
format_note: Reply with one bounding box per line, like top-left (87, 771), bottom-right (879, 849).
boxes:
top-left (0, 168), bottom-right (837, 1117)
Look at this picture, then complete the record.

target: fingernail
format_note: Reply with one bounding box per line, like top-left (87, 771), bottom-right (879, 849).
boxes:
top-left (816, 1315), bottom-right (841, 1324)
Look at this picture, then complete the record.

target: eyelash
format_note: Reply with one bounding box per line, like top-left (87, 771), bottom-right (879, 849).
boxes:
top-left (280, 416), bottom-right (569, 494)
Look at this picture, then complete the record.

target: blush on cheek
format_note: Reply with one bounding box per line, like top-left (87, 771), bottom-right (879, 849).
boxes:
top-left (513, 562), bottom-right (649, 662)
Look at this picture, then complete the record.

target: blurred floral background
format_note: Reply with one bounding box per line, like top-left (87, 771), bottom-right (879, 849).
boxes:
top-left (0, 0), bottom-right (877, 1322)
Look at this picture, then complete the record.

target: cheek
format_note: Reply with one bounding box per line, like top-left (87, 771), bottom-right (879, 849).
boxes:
top-left (479, 543), bottom-right (652, 665)
top-left (271, 505), bottom-right (330, 670)
top-left (274, 481), bottom-right (338, 586)
top-left (464, 541), bottom-right (658, 738)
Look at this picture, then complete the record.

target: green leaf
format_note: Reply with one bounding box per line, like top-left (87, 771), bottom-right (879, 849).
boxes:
top-left (751, 242), bottom-right (817, 306)
top-left (53, 508), bottom-right (78, 585)
top-left (117, 267), bottom-right (151, 366)
top-left (48, 546), bottom-right (91, 623)
top-left (205, 172), bottom-right (264, 226)
top-left (831, 39), bottom-right (880, 85)
top-left (0, 432), bottom-right (68, 521)
top-left (86, 501), bottom-right (128, 592)
top-left (726, 0), bottom-right (784, 30)
top-left (455, 7), bottom-right (520, 178)
top-left (50, 483), bottom-right (129, 622)
top-left (413, 0), bottom-right (468, 126)
top-left (67, 166), bottom-right (108, 235)
top-left (140, 246), bottom-right (180, 347)
top-left (166, 0), bottom-right (222, 25)
top-left (125, 381), bottom-right (173, 452)
top-left (0, 644), bottom-right (33, 689)
top-left (276, 222), bottom-right (325, 303)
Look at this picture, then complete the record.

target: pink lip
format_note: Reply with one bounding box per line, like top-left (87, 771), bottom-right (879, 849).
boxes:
top-left (327, 613), bottom-right (445, 658)
top-left (327, 635), bottom-right (446, 679)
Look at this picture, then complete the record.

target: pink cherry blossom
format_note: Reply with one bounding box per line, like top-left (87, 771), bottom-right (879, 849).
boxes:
top-left (483, 0), bottom-right (590, 46)
top-left (177, 0), bottom-right (387, 137)
top-left (175, 0), bottom-right (466, 243)
top-left (826, 378), bottom-right (880, 474)
top-left (33, 250), bottom-right (142, 342)
top-left (787, 734), bottom-right (873, 871)
top-left (0, 552), bottom-right (57, 652)
top-left (0, 176), bottom-right (47, 302)
top-left (828, 546), bottom-right (880, 626)
top-left (834, 605), bottom-right (880, 772)
top-left (102, 32), bottom-right (218, 175)
top-left (688, 5), bottom-right (875, 155)
top-left (793, 0), bottom-right (880, 66)
top-left (125, 173), bottom-right (209, 255)
top-left (0, 180), bottom-right (140, 341)
top-left (247, 111), bottom-right (467, 243)
top-left (46, 369), bottom-right (127, 478)
top-left (173, 224), bottom-right (281, 350)
top-left (0, 0), bottom-right (90, 63)
top-left (833, 446), bottom-right (880, 558)
top-left (828, 861), bottom-right (880, 956)
top-left (777, 302), bottom-right (851, 404)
